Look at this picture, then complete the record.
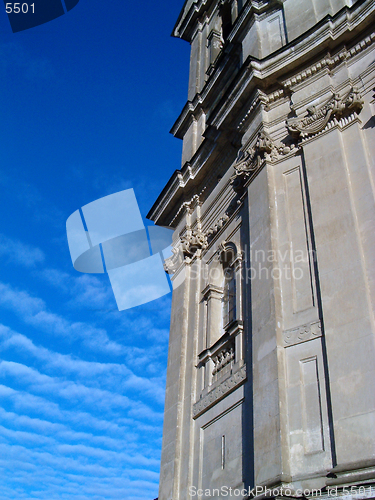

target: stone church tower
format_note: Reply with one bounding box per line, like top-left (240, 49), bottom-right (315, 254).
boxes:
top-left (148, 0), bottom-right (375, 499)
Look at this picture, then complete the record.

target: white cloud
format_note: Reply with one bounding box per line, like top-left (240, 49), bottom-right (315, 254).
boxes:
top-left (0, 232), bottom-right (169, 499)
top-left (0, 282), bottom-right (124, 355)
top-left (40, 268), bottom-right (114, 311)
top-left (0, 324), bottom-right (166, 404)
top-left (0, 360), bottom-right (165, 421)
top-left (0, 233), bottom-right (45, 267)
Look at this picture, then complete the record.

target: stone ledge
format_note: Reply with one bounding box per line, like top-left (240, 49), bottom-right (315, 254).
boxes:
top-left (192, 364), bottom-right (246, 419)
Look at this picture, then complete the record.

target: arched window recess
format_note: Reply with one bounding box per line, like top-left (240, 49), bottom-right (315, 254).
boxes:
top-left (196, 240), bottom-right (244, 392)
top-left (218, 240), bottom-right (243, 331)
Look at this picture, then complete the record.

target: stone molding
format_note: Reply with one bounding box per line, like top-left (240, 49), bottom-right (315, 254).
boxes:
top-left (148, 4), bottom-right (374, 227)
top-left (239, 31), bottom-right (374, 122)
top-left (283, 320), bottom-right (322, 347)
top-left (192, 364), bottom-right (246, 419)
top-left (231, 86), bottom-right (364, 196)
top-left (170, 191), bottom-right (205, 227)
top-left (201, 283), bottom-right (223, 301)
top-left (287, 87), bottom-right (364, 139)
top-left (197, 320), bottom-right (243, 366)
top-left (212, 342), bottom-right (235, 378)
top-left (237, 90), bottom-right (269, 131)
top-left (327, 459), bottom-right (375, 486)
top-left (206, 198), bottom-right (241, 240)
top-left (230, 131), bottom-right (273, 193)
top-left (282, 32), bottom-right (375, 91)
top-left (217, 240), bottom-right (243, 271)
top-left (172, 85), bottom-right (364, 252)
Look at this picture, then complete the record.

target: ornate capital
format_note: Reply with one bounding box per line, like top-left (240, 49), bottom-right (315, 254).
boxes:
top-left (287, 87), bottom-right (363, 139)
top-left (231, 131), bottom-right (272, 189)
top-left (230, 131), bottom-right (295, 192)
top-left (181, 229), bottom-right (208, 258)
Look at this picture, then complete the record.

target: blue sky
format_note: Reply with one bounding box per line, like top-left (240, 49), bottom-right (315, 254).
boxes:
top-left (0, 1), bottom-right (189, 498)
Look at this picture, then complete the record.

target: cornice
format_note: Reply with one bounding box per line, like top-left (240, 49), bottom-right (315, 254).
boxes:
top-left (172, 0), bottom-right (216, 41)
top-left (170, 100), bottom-right (200, 140)
top-left (148, 0), bottom-right (374, 227)
top-left (170, 42), bottom-right (241, 139)
top-left (172, 0), bottom-right (374, 140)
top-left (173, 0), bottom-right (283, 42)
top-left (211, 2), bottom-right (375, 130)
top-left (282, 32), bottom-right (375, 90)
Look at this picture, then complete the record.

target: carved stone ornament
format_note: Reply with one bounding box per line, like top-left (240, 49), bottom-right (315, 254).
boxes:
top-left (230, 131), bottom-right (272, 192)
top-left (283, 320), bottom-right (322, 347)
top-left (163, 245), bottom-right (183, 275)
top-left (287, 87), bottom-right (364, 138)
top-left (192, 364), bottom-right (246, 419)
top-left (230, 131), bottom-right (296, 192)
top-left (180, 229), bottom-right (208, 258)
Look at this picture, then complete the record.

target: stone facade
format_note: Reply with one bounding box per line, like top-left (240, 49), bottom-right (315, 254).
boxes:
top-left (147, 0), bottom-right (375, 499)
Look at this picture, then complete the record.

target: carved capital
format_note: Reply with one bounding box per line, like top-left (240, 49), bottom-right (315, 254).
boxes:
top-left (230, 131), bottom-right (273, 192)
top-left (181, 229), bottom-right (208, 258)
top-left (230, 131), bottom-right (296, 192)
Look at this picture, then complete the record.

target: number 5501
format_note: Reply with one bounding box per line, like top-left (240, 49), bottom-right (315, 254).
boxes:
top-left (6, 3), bottom-right (35, 13)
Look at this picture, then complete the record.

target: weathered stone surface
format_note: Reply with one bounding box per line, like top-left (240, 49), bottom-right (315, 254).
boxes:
top-left (148, 0), bottom-right (375, 498)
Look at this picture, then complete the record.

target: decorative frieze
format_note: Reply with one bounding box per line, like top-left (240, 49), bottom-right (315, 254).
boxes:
top-left (283, 320), bottom-right (322, 347)
top-left (193, 364), bottom-right (246, 419)
top-left (287, 87), bottom-right (364, 139)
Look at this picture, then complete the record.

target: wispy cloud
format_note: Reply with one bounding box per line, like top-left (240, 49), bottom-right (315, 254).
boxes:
top-left (40, 267), bottom-right (114, 310)
top-left (0, 360), bottom-right (164, 420)
top-left (0, 324), bottom-right (164, 397)
top-left (0, 323), bottom-right (165, 410)
top-left (0, 441), bottom-right (160, 500)
top-left (0, 354), bottom-right (163, 497)
top-left (0, 232), bottom-right (168, 499)
top-left (0, 282), bottom-right (124, 354)
top-left (0, 233), bottom-right (45, 267)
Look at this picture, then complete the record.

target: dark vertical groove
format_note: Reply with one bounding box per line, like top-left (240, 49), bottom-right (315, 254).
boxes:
top-left (300, 149), bottom-right (337, 468)
top-left (241, 195), bottom-right (255, 489)
top-left (281, 5), bottom-right (289, 45)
